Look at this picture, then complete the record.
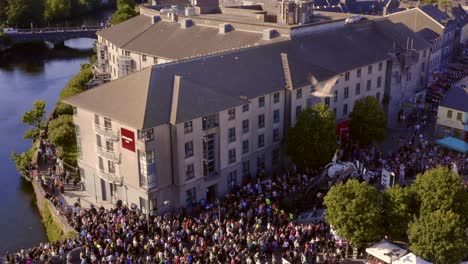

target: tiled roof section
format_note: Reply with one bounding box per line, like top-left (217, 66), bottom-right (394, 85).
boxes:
top-left (419, 4), bottom-right (450, 24)
top-left (440, 85), bottom-right (468, 112)
top-left (67, 21), bottom-right (399, 129)
top-left (97, 15), bottom-right (153, 47)
top-left (98, 14), bottom-right (289, 60)
top-left (387, 8), bottom-right (445, 36)
top-left (451, 4), bottom-right (468, 27)
top-left (64, 67), bottom-right (153, 129)
top-left (374, 18), bottom-right (431, 50)
top-left (122, 20), bottom-right (289, 60)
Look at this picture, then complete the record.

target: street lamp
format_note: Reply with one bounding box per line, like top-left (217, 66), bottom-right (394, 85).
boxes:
top-left (390, 172), bottom-right (396, 187)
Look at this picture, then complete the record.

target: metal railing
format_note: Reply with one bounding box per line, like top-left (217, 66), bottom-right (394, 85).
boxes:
top-left (96, 146), bottom-right (120, 163)
top-left (94, 123), bottom-right (119, 141)
top-left (11, 26), bottom-right (104, 34)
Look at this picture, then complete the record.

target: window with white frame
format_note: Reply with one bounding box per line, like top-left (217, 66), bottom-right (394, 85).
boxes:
top-left (227, 170), bottom-right (237, 189)
top-left (184, 121), bottom-right (193, 133)
top-left (186, 164), bottom-right (195, 181)
top-left (228, 149), bottom-right (236, 164)
top-left (273, 110), bottom-right (280, 123)
top-left (242, 119), bottom-right (249, 133)
top-left (138, 150), bottom-right (156, 188)
top-left (228, 127), bottom-right (236, 143)
top-left (228, 108), bottom-right (235, 120)
top-left (185, 141), bottom-right (194, 158)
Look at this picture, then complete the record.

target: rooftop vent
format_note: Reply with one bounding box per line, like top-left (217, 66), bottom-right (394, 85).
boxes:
top-left (151, 15), bottom-right (161, 24)
top-left (180, 19), bottom-right (193, 28)
top-left (262, 28), bottom-right (278, 40)
top-left (219, 23), bottom-right (233, 34)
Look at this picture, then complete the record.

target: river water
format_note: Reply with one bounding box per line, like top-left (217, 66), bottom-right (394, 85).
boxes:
top-left (0, 39), bottom-right (94, 255)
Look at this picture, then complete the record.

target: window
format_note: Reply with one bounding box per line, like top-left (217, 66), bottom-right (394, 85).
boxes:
top-left (242, 119), bottom-right (249, 133)
top-left (258, 134), bottom-right (265, 148)
top-left (367, 80), bottom-right (371, 91)
top-left (184, 121), bottom-right (193, 133)
top-left (274, 92), bottom-right (280, 103)
top-left (355, 83), bottom-right (361, 95)
top-left (343, 104), bottom-right (348, 116)
top-left (228, 149), bottom-right (236, 164)
top-left (378, 62), bottom-right (383, 71)
top-left (138, 150), bottom-right (157, 188)
top-left (228, 108), bottom-right (235, 120)
top-left (447, 110), bottom-right (453, 119)
top-left (227, 170), bottom-right (237, 189)
top-left (257, 154), bottom-right (265, 173)
top-left (273, 128), bottom-right (280, 142)
top-left (242, 160), bottom-right (250, 177)
top-left (202, 114), bottom-right (218, 130)
top-left (186, 164), bottom-right (195, 181)
top-left (125, 51), bottom-right (130, 56)
top-left (138, 128), bottom-right (154, 142)
top-left (106, 140), bottom-right (113, 152)
top-left (325, 97), bottom-right (330, 106)
top-left (242, 104), bottom-right (249, 112)
top-left (186, 187), bottom-right (196, 206)
top-left (98, 156), bottom-right (104, 171)
top-left (422, 62), bottom-right (425, 72)
top-left (272, 148), bottom-right (280, 165)
top-left (273, 110), bottom-right (280, 123)
top-left (142, 55), bottom-right (147, 62)
top-left (357, 69), bottom-right (361, 78)
top-left (96, 134), bottom-right (102, 148)
top-left (258, 114), bottom-right (265, 128)
top-left (376, 92), bottom-right (381, 101)
top-left (333, 91), bottom-right (338, 102)
top-left (296, 88), bottom-right (302, 99)
top-left (94, 114), bottom-right (100, 125)
top-left (344, 87), bottom-right (349, 99)
top-left (258, 96), bottom-right (265, 108)
top-left (377, 77), bottom-right (382, 88)
top-left (242, 140), bottom-right (249, 154)
top-left (423, 50), bottom-right (426, 58)
top-left (296, 105), bottom-right (302, 117)
top-left (456, 112), bottom-right (462, 120)
top-left (228, 127), bottom-right (236, 143)
top-left (104, 117), bottom-right (111, 129)
top-left (108, 160), bottom-right (115, 173)
top-left (153, 57), bottom-right (158, 64)
top-left (185, 141), bottom-right (194, 158)
top-left (345, 72), bottom-right (350, 81)
top-left (368, 65), bottom-right (372, 74)
top-left (140, 197), bottom-right (147, 214)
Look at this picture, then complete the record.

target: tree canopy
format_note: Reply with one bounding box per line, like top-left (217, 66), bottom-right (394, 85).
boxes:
top-left (48, 115), bottom-right (75, 148)
top-left (412, 166), bottom-right (468, 221)
top-left (349, 96), bottom-right (386, 145)
top-left (56, 64), bottom-right (93, 115)
top-left (324, 179), bottom-right (383, 248)
top-left (6, 0), bottom-right (44, 28)
top-left (21, 100), bottom-right (46, 140)
top-left (44, 0), bottom-right (72, 22)
top-left (286, 103), bottom-right (337, 169)
top-left (382, 186), bottom-right (419, 240)
top-left (110, 3), bottom-right (138, 25)
top-left (408, 210), bottom-right (468, 264)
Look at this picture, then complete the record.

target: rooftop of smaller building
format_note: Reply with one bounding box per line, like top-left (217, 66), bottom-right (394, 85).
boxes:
top-left (440, 76), bottom-right (468, 112)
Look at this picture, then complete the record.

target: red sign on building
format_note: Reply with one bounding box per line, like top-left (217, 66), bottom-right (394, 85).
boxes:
top-left (121, 128), bottom-right (135, 152)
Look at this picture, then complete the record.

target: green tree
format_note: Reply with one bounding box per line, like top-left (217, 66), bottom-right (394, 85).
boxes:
top-left (79, 0), bottom-right (100, 11)
top-left (408, 210), bottom-right (468, 264)
top-left (110, 3), bottom-right (138, 25)
top-left (117, 0), bottom-right (135, 8)
top-left (412, 167), bottom-right (468, 221)
top-left (286, 103), bottom-right (337, 169)
top-left (55, 64), bottom-right (93, 115)
top-left (44, 0), bottom-right (72, 22)
top-left (324, 179), bottom-right (383, 248)
top-left (48, 115), bottom-right (75, 147)
top-left (349, 96), bottom-right (386, 145)
top-left (0, 0), bottom-right (8, 23)
top-left (11, 151), bottom-right (32, 177)
top-left (382, 186), bottom-right (419, 240)
top-left (21, 100), bottom-right (46, 140)
top-left (7, 0), bottom-right (44, 27)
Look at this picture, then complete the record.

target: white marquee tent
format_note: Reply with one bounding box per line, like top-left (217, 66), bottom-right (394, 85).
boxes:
top-left (366, 240), bottom-right (408, 263)
top-left (393, 253), bottom-right (432, 264)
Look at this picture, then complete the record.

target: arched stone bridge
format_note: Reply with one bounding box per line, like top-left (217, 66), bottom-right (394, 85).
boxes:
top-left (5, 26), bottom-right (102, 46)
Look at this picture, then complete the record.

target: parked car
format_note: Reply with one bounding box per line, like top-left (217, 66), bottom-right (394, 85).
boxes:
top-left (2, 28), bottom-right (18, 34)
top-left (295, 209), bottom-right (326, 224)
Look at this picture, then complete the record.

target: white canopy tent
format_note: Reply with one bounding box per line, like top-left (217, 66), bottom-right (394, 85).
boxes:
top-left (393, 253), bottom-right (432, 264)
top-left (366, 240), bottom-right (408, 263)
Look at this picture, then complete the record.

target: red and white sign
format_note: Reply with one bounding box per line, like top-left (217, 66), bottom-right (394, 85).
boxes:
top-left (121, 128), bottom-right (135, 152)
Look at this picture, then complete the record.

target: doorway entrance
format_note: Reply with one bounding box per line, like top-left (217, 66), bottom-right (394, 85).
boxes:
top-left (206, 184), bottom-right (217, 203)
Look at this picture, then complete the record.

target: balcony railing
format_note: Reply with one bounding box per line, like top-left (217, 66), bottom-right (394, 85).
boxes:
top-left (96, 146), bottom-right (120, 163)
top-left (93, 123), bottom-right (119, 141)
top-left (97, 169), bottom-right (123, 185)
top-left (139, 174), bottom-right (157, 189)
top-left (204, 170), bottom-right (219, 182)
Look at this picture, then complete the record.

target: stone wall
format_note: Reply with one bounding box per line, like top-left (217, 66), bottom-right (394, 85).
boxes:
top-left (31, 180), bottom-right (77, 238)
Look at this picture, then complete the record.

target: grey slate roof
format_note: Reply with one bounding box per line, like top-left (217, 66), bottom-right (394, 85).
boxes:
top-left (374, 18), bottom-right (431, 50)
top-left (440, 80), bottom-right (468, 112)
top-left (419, 4), bottom-right (450, 25)
top-left (387, 8), bottom-right (445, 37)
top-left (98, 14), bottom-right (289, 60)
top-left (67, 20), bottom-right (412, 129)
